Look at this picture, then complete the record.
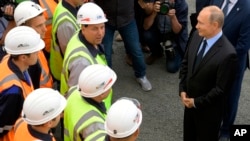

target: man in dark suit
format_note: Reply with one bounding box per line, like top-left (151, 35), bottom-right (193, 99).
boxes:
top-left (179, 6), bottom-right (238, 141)
top-left (214, 1), bottom-right (250, 140)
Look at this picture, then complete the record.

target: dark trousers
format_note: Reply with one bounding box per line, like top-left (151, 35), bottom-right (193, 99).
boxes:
top-left (184, 108), bottom-right (222, 141)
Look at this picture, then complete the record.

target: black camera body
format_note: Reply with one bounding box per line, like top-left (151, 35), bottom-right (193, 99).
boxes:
top-left (159, 0), bottom-right (175, 15)
top-left (0, 0), bottom-right (16, 20)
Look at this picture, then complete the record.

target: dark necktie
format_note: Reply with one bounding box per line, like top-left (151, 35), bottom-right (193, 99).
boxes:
top-left (223, 0), bottom-right (230, 16)
top-left (194, 40), bottom-right (207, 69)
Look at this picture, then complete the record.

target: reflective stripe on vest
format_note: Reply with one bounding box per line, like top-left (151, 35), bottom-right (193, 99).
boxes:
top-left (0, 125), bottom-right (13, 133)
top-left (38, 51), bottom-right (53, 88)
top-left (73, 111), bottom-right (105, 141)
top-left (39, 0), bottom-right (57, 53)
top-left (60, 33), bottom-right (112, 109)
top-left (65, 85), bottom-right (78, 99)
top-left (60, 32), bottom-right (104, 95)
top-left (39, 0), bottom-right (54, 25)
top-left (64, 91), bottom-right (106, 141)
top-left (50, 1), bottom-right (80, 81)
top-left (90, 133), bottom-right (107, 141)
top-left (0, 57), bottom-right (34, 98)
top-left (81, 122), bottom-right (104, 139)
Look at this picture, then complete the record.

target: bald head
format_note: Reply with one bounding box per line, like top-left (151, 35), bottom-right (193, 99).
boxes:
top-left (196, 5), bottom-right (224, 38)
top-left (201, 6), bottom-right (224, 28)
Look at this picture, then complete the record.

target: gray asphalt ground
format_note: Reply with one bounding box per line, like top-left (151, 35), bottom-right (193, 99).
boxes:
top-left (111, 0), bottom-right (250, 140)
top-left (55, 0), bottom-right (250, 140)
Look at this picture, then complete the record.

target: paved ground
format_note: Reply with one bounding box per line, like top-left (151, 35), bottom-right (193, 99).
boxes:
top-left (110, 0), bottom-right (250, 140)
top-left (55, 0), bottom-right (250, 140)
top-left (111, 38), bottom-right (250, 141)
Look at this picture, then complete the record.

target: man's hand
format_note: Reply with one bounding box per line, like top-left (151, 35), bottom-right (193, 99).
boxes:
top-left (168, 9), bottom-right (176, 19)
top-left (180, 92), bottom-right (195, 108)
top-left (154, 1), bottom-right (161, 13)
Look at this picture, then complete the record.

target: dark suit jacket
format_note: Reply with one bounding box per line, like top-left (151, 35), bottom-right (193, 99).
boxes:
top-left (212, 0), bottom-right (250, 69)
top-left (222, 0), bottom-right (250, 55)
top-left (179, 31), bottom-right (238, 111)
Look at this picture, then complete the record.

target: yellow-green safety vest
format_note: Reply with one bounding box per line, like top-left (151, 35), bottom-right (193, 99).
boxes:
top-left (64, 86), bottom-right (106, 141)
top-left (50, 1), bottom-right (80, 81)
top-left (60, 32), bottom-right (112, 109)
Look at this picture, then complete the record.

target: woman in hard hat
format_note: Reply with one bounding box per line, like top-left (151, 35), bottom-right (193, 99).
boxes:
top-left (64, 64), bottom-right (117, 141)
top-left (104, 98), bottom-right (143, 141)
top-left (0, 26), bottom-right (44, 141)
top-left (14, 88), bottom-right (67, 141)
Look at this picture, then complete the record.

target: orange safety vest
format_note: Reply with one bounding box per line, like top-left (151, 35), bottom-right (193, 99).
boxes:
top-left (0, 57), bottom-right (34, 141)
top-left (39, 0), bottom-right (57, 53)
top-left (14, 119), bottom-right (56, 141)
top-left (38, 51), bottom-right (53, 88)
top-left (0, 56), bottom-right (34, 98)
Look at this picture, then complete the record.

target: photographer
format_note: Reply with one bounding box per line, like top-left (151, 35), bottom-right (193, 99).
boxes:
top-left (137, 0), bottom-right (188, 73)
top-left (0, 2), bottom-right (16, 61)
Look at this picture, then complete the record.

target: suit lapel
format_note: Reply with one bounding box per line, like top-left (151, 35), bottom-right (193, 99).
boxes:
top-left (193, 36), bottom-right (224, 73)
top-left (190, 34), bottom-right (203, 73)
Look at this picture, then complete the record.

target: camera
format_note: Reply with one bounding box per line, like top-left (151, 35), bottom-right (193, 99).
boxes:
top-left (161, 40), bottom-right (175, 60)
top-left (159, 0), bottom-right (175, 15)
top-left (0, 0), bottom-right (16, 20)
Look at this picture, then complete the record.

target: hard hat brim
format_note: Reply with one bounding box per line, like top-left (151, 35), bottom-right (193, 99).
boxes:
top-left (22, 94), bottom-right (67, 125)
top-left (5, 38), bottom-right (45, 55)
top-left (79, 67), bottom-right (117, 98)
top-left (77, 19), bottom-right (108, 25)
top-left (15, 8), bottom-right (47, 26)
top-left (105, 108), bottom-right (142, 138)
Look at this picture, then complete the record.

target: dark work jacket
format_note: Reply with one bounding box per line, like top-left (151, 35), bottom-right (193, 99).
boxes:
top-left (95, 0), bottom-right (134, 28)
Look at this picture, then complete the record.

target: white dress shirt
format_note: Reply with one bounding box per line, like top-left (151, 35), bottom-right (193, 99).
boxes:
top-left (221, 0), bottom-right (238, 15)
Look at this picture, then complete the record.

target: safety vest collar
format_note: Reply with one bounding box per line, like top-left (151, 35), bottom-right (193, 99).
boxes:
top-left (61, 0), bottom-right (78, 17)
top-left (8, 57), bottom-right (27, 82)
top-left (84, 97), bottom-right (107, 114)
top-left (28, 124), bottom-right (54, 141)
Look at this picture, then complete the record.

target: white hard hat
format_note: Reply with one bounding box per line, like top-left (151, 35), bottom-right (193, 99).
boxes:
top-left (22, 88), bottom-right (67, 125)
top-left (4, 26), bottom-right (45, 55)
top-left (105, 98), bottom-right (142, 138)
top-left (78, 64), bottom-right (117, 98)
top-left (14, 1), bottom-right (46, 26)
top-left (77, 2), bottom-right (108, 25)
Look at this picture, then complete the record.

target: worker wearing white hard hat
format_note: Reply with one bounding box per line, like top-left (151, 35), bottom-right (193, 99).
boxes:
top-left (13, 0), bottom-right (54, 89)
top-left (0, 26), bottom-right (44, 141)
top-left (14, 88), bottom-right (67, 141)
top-left (104, 97), bottom-right (142, 141)
top-left (50, 0), bottom-right (85, 82)
top-left (64, 64), bottom-right (117, 141)
top-left (60, 2), bottom-right (113, 109)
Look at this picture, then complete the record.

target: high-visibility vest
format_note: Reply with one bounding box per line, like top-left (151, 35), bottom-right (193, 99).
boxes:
top-left (37, 51), bottom-right (53, 88)
top-left (14, 119), bottom-right (56, 141)
top-left (0, 129), bottom-right (14, 141)
top-left (50, 1), bottom-right (80, 81)
top-left (0, 57), bottom-right (34, 141)
top-left (39, 0), bottom-right (57, 53)
top-left (64, 87), bottom-right (106, 141)
top-left (0, 56), bottom-right (34, 98)
top-left (60, 32), bottom-right (112, 109)
top-left (2, 52), bottom-right (53, 89)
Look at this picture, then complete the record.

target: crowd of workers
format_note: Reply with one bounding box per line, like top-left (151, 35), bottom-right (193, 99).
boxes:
top-left (0, 0), bottom-right (249, 141)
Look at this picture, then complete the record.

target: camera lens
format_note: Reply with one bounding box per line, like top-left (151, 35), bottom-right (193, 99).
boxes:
top-left (160, 4), bottom-right (169, 15)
